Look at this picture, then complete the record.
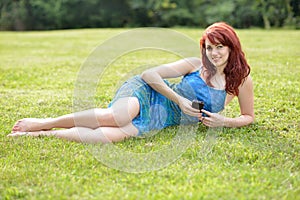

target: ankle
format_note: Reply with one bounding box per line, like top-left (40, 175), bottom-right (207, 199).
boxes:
top-left (43, 118), bottom-right (55, 130)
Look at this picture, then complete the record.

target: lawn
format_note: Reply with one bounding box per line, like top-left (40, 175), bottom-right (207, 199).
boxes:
top-left (0, 28), bottom-right (299, 200)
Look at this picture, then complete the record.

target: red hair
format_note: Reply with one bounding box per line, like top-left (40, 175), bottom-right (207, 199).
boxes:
top-left (200, 22), bottom-right (250, 96)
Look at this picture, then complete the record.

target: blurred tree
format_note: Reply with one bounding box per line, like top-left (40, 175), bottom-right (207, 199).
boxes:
top-left (255, 0), bottom-right (271, 29)
top-left (0, 0), bottom-right (298, 30)
top-left (160, 0), bottom-right (195, 27)
top-left (203, 0), bottom-right (235, 25)
top-left (254, 0), bottom-right (297, 29)
top-left (28, 0), bottom-right (63, 30)
top-left (0, 0), bottom-right (29, 30)
top-left (232, 0), bottom-right (262, 28)
top-left (59, 0), bottom-right (130, 28)
top-left (128, 0), bottom-right (178, 26)
top-left (291, 0), bottom-right (300, 28)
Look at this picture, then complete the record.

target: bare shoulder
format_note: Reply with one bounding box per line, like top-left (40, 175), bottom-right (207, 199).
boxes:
top-left (245, 74), bottom-right (253, 82)
top-left (240, 75), bottom-right (253, 89)
top-left (238, 74), bottom-right (254, 97)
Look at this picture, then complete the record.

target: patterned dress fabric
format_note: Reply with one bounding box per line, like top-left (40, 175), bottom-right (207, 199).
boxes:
top-left (109, 70), bottom-right (226, 135)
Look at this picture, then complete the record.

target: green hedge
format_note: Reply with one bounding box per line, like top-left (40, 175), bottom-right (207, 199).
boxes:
top-left (0, 0), bottom-right (299, 30)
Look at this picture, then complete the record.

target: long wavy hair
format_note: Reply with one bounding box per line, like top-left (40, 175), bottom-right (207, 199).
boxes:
top-left (200, 22), bottom-right (250, 96)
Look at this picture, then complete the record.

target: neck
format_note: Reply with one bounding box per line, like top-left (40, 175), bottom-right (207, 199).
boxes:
top-left (216, 65), bottom-right (226, 75)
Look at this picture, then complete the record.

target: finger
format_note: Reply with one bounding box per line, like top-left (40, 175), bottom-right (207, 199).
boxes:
top-left (189, 111), bottom-right (201, 117)
top-left (204, 116), bottom-right (212, 122)
top-left (202, 116), bottom-right (206, 123)
top-left (199, 116), bottom-right (203, 121)
top-left (187, 107), bottom-right (201, 116)
top-left (201, 109), bottom-right (211, 116)
top-left (202, 118), bottom-right (212, 127)
top-left (201, 118), bottom-right (209, 126)
top-left (190, 106), bottom-right (200, 113)
top-left (204, 116), bottom-right (214, 124)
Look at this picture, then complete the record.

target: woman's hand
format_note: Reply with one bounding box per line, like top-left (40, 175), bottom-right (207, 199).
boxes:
top-left (178, 96), bottom-right (201, 117)
top-left (200, 109), bottom-right (226, 127)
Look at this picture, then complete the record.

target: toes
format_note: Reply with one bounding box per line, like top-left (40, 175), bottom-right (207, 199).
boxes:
top-left (12, 120), bottom-right (23, 130)
top-left (12, 125), bottom-right (25, 133)
top-left (12, 125), bottom-right (20, 131)
top-left (11, 119), bottom-right (30, 132)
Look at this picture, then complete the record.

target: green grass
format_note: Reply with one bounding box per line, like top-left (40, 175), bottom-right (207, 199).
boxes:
top-left (0, 28), bottom-right (299, 200)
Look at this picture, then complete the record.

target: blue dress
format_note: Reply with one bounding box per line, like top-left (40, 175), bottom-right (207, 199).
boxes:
top-left (109, 70), bottom-right (226, 135)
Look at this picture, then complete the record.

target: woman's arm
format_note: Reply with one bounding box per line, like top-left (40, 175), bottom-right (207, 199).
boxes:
top-left (141, 57), bottom-right (201, 117)
top-left (225, 94), bottom-right (235, 106)
top-left (201, 75), bottom-right (255, 127)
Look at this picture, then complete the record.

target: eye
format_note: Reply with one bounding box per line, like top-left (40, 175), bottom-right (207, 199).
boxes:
top-left (206, 46), bottom-right (212, 51)
top-left (217, 44), bottom-right (223, 49)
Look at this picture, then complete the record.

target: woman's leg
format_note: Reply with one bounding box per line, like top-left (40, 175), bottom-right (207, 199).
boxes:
top-left (11, 97), bottom-right (140, 132)
top-left (8, 123), bottom-right (139, 144)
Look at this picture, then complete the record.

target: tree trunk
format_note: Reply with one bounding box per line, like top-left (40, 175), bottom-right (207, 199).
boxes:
top-left (262, 14), bottom-right (271, 29)
top-left (13, 1), bottom-right (25, 31)
top-left (284, 0), bottom-right (294, 26)
top-left (260, 0), bottom-right (271, 29)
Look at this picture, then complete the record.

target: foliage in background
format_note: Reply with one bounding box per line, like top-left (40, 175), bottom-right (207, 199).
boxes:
top-left (0, 0), bottom-right (299, 30)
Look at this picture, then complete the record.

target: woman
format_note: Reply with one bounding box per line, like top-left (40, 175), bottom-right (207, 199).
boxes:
top-left (8, 22), bottom-right (254, 143)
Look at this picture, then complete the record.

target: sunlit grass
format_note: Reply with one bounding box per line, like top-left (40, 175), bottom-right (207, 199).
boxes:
top-left (0, 28), bottom-right (299, 200)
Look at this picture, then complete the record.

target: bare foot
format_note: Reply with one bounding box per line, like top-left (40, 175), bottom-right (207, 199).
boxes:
top-left (7, 131), bottom-right (37, 137)
top-left (11, 118), bottom-right (53, 133)
top-left (7, 130), bottom-right (54, 137)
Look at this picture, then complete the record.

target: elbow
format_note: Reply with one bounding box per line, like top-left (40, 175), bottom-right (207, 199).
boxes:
top-left (141, 69), bottom-right (156, 81)
top-left (236, 114), bottom-right (255, 127)
top-left (250, 114), bottom-right (255, 124)
top-left (140, 70), bottom-right (150, 81)
top-left (249, 110), bottom-right (255, 124)
top-left (246, 114), bottom-right (255, 126)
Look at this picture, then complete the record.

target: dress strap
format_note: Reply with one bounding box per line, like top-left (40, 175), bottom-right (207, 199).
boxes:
top-left (198, 66), bottom-right (204, 77)
top-left (199, 65), bottom-right (203, 72)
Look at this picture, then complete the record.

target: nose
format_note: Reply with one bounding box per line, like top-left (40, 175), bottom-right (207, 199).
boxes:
top-left (211, 48), bottom-right (218, 56)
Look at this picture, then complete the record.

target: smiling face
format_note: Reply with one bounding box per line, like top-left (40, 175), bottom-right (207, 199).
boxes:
top-left (205, 39), bottom-right (230, 70)
top-left (200, 22), bottom-right (251, 95)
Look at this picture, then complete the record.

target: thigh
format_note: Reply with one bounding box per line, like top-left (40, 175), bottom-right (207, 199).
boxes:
top-left (77, 123), bottom-right (138, 143)
top-left (99, 123), bottom-right (139, 143)
top-left (99, 97), bottom-right (140, 127)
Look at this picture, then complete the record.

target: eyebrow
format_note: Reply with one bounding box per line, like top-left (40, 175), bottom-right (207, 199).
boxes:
top-left (206, 43), bottom-right (222, 46)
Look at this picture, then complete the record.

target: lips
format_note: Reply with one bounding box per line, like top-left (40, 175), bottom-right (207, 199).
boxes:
top-left (212, 57), bottom-right (220, 62)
